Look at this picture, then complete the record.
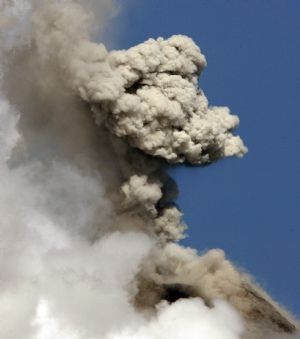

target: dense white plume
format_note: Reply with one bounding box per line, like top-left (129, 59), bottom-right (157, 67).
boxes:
top-left (0, 1), bottom-right (298, 339)
top-left (106, 299), bottom-right (244, 339)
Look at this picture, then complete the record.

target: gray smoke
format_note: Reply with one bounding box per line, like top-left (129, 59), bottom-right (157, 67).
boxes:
top-left (23, 0), bottom-right (248, 242)
top-left (0, 1), bottom-right (298, 339)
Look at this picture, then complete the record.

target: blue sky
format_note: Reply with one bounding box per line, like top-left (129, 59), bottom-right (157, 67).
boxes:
top-left (109, 1), bottom-right (300, 315)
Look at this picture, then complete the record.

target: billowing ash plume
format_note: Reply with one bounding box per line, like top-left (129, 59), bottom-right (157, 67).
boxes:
top-left (94, 35), bottom-right (247, 163)
top-left (26, 0), bottom-right (247, 242)
top-left (0, 1), bottom-right (298, 339)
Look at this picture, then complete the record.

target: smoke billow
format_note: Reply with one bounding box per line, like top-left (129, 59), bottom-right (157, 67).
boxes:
top-left (0, 1), bottom-right (298, 339)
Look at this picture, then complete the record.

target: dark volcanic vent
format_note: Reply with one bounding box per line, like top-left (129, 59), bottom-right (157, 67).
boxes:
top-left (134, 279), bottom-right (201, 310)
top-left (134, 271), bottom-right (299, 338)
top-left (161, 283), bottom-right (198, 304)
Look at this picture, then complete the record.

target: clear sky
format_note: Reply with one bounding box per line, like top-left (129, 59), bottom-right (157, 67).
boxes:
top-left (109, 0), bottom-right (300, 315)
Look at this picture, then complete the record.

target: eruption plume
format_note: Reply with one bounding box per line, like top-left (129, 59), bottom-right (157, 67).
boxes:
top-left (0, 1), bottom-right (298, 339)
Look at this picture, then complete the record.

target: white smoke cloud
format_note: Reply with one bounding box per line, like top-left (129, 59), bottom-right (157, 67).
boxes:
top-left (0, 1), bottom-right (298, 339)
top-left (0, 69), bottom-right (154, 339)
top-left (106, 299), bottom-right (244, 339)
top-left (0, 2), bottom-right (153, 339)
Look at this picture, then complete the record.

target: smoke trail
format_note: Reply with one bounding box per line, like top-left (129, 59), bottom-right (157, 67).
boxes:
top-left (0, 1), bottom-right (298, 339)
